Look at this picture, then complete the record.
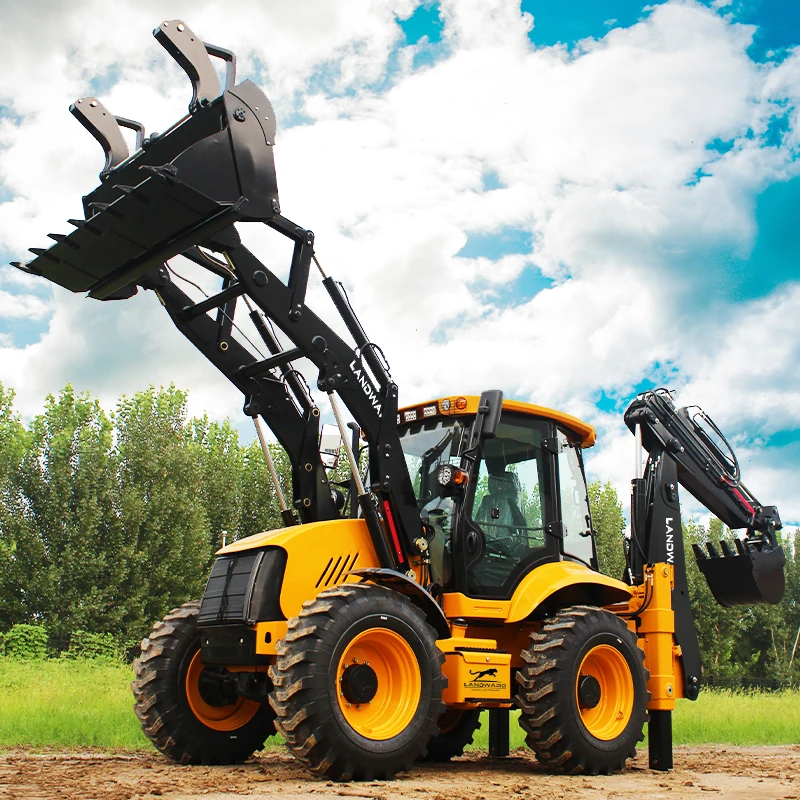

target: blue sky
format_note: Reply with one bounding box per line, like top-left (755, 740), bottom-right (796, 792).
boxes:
top-left (0, 0), bottom-right (798, 524)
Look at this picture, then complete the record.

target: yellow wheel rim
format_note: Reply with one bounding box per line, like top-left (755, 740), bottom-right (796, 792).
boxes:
top-left (336, 628), bottom-right (421, 740)
top-left (575, 644), bottom-right (634, 740)
top-left (185, 650), bottom-right (260, 732)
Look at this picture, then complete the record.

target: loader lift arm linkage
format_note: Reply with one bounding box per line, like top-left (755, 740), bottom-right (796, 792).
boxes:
top-left (13, 20), bottom-right (422, 574)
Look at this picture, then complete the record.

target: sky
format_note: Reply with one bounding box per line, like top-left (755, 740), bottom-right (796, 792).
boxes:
top-left (0, 0), bottom-right (798, 526)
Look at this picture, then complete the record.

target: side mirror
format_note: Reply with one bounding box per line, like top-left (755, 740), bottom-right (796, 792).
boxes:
top-left (319, 423), bottom-right (342, 469)
top-left (478, 390), bottom-right (503, 440)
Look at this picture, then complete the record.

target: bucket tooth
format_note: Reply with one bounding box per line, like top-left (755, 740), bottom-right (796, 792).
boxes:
top-left (695, 536), bottom-right (786, 607)
top-left (114, 184), bottom-right (148, 203)
top-left (69, 218), bottom-right (101, 236)
top-left (10, 261), bottom-right (40, 275)
top-left (48, 233), bottom-right (79, 249)
top-left (89, 200), bottom-right (123, 220)
top-left (29, 247), bottom-right (59, 262)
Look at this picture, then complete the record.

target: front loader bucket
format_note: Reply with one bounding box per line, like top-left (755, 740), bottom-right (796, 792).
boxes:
top-left (11, 20), bottom-right (280, 300)
top-left (692, 538), bottom-right (786, 607)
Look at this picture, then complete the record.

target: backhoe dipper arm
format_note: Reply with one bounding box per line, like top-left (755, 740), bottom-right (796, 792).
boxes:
top-left (623, 389), bottom-right (786, 695)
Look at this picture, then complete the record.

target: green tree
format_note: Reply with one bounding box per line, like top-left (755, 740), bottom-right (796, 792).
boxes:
top-left (192, 415), bottom-right (245, 554)
top-left (588, 481), bottom-right (627, 579)
top-left (683, 518), bottom-right (746, 682)
top-left (0, 385), bottom-right (29, 625)
top-left (0, 386), bottom-right (122, 637)
top-left (114, 386), bottom-right (210, 639)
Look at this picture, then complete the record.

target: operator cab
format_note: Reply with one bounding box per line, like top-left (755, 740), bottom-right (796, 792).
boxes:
top-left (398, 395), bottom-right (598, 600)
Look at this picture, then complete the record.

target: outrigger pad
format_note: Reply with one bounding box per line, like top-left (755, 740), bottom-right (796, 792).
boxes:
top-left (693, 538), bottom-right (786, 607)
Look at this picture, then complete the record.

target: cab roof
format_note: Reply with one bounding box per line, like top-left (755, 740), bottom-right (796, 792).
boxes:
top-left (397, 395), bottom-right (596, 447)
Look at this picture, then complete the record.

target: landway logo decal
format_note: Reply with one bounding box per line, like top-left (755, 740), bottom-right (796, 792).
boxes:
top-left (464, 667), bottom-right (507, 691)
top-left (349, 360), bottom-right (382, 414)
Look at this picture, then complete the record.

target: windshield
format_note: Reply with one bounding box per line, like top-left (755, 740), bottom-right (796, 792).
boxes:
top-left (398, 417), bottom-right (466, 586)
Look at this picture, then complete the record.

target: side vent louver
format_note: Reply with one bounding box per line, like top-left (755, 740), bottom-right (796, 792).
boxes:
top-left (316, 553), bottom-right (359, 588)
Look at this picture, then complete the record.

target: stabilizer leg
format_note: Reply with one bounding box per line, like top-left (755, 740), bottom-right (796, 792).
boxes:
top-left (488, 708), bottom-right (509, 757)
top-left (649, 709), bottom-right (673, 770)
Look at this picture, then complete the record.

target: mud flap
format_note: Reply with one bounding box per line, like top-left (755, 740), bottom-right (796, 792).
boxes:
top-left (693, 538), bottom-right (785, 607)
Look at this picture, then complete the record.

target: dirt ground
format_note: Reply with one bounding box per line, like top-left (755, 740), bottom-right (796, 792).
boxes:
top-left (1, 746), bottom-right (798, 800)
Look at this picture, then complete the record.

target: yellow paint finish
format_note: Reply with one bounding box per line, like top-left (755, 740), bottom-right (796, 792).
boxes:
top-left (436, 635), bottom-right (498, 652)
top-left (442, 594), bottom-right (510, 620)
top-left (336, 627), bottom-right (422, 740)
top-left (576, 645), bottom-right (634, 740)
top-left (630, 563), bottom-right (685, 710)
top-left (441, 649), bottom-right (512, 704)
top-left (443, 564), bottom-right (630, 627)
top-left (184, 651), bottom-right (260, 731)
top-left (218, 519), bottom-right (380, 620)
top-left (254, 620), bottom-right (287, 656)
top-left (399, 395), bottom-right (596, 447)
top-left (461, 623), bottom-right (538, 669)
top-left (506, 561), bottom-right (633, 623)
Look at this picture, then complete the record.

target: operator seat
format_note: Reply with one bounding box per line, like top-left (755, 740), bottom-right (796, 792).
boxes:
top-left (468, 471), bottom-right (529, 591)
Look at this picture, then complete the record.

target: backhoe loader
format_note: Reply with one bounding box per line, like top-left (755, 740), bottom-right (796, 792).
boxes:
top-left (13, 20), bottom-right (786, 781)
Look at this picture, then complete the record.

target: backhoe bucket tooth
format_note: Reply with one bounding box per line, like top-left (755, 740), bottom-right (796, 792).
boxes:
top-left (693, 539), bottom-right (785, 607)
top-left (154, 20), bottom-right (220, 110)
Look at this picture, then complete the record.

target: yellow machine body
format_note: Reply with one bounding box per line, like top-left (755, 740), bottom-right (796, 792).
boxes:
top-left (216, 521), bottom-right (683, 714)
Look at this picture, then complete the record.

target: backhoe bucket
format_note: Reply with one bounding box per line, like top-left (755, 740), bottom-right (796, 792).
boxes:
top-left (692, 538), bottom-right (785, 607)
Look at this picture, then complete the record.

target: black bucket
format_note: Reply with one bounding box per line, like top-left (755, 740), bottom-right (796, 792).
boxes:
top-left (693, 538), bottom-right (786, 607)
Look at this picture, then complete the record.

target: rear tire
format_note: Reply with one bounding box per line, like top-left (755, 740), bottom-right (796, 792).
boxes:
top-left (269, 583), bottom-right (446, 781)
top-left (515, 605), bottom-right (647, 774)
top-left (420, 709), bottom-right (482, 762)
top-left (132, 600), bottom-right (276, 764)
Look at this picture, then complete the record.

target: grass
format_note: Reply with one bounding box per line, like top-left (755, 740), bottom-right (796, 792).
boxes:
top-left (0, 658), bottom-right (797, 751)
top-left (471, 690), bottom-right (800, 751)
top-left (0, 657), bottom-right (148, 750)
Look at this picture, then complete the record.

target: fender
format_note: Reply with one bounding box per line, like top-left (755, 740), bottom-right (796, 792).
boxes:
top-left (349, 567), bottom-right (451, 638)
top-left (506, 561), bottom-right (632, 622)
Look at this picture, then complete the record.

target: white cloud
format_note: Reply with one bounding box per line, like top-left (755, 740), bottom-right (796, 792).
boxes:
top-left (0, 289), bottom-right (51, 319)
top-left (0, 0), bottom-right (798, 525)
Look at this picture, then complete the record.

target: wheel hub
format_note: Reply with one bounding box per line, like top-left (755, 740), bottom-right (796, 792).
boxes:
top-left (578, 673), bottom-right (601, 709)
top-left (197, 666), bottom-right (239, 707)
top-left (340, 663), bottom-right (378, 704)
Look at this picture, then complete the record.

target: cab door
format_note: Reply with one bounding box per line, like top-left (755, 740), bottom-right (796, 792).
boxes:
top-left (455, 413), bottom-right (559, 599)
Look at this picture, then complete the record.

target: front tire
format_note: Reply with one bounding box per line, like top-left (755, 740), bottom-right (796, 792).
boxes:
top-left (269, 583), bottom-right (446, 781)
top-left (420, 709), bottom-right (482, 762)
top-left (132, 600), bottom-right (276, 764)
top-left (515, 605), bottom-right (647, 774)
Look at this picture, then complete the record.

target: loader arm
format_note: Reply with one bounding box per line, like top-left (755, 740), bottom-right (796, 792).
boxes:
top-left (12, 20), bottom-right (423, 571)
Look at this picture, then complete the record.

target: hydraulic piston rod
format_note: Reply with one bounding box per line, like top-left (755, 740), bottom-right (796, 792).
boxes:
top-left (253, 415), bottom-right (296, 527)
